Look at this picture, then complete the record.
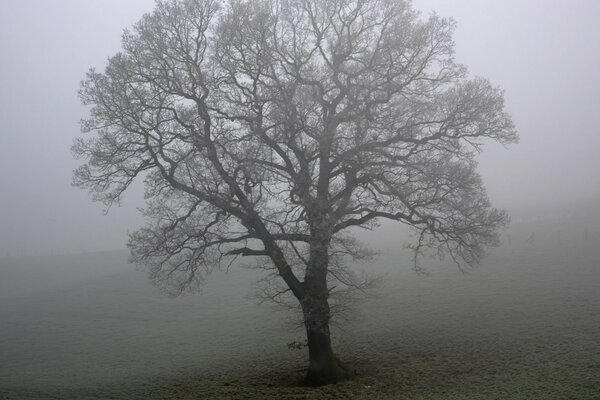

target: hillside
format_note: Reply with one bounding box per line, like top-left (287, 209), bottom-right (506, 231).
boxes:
top-left (1, 206), bottom-right (599, 399)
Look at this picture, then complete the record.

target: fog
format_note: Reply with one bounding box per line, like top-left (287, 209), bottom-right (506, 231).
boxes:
top-left (1, 2), bottom-right (600, 398)
top-left (1, 0), bottom-right (599, 256)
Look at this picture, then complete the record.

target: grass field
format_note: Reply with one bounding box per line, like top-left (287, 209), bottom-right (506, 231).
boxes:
top-left (1, 210), bottom-right (599, 399)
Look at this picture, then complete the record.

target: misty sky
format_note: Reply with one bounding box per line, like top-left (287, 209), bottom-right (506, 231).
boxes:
top-left (1, 0), bottom-right (599, 257)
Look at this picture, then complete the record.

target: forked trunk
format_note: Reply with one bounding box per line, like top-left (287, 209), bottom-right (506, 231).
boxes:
top-left (302, 295), bottom-right (350, 386)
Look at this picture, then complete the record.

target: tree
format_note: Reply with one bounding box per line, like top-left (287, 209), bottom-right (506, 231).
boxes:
top-left (73, 0), bottom-right (517, 386)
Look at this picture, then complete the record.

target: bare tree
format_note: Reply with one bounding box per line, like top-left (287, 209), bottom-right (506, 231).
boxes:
top-left (73, 0), bottom-right (517, 385)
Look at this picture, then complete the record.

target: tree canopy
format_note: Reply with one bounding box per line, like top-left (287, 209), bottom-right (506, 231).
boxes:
top-left (73, 0), bottom-right (517, 385)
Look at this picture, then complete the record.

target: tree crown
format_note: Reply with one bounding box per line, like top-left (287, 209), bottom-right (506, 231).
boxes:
top-left (74, 0), bottom-right (517, 296)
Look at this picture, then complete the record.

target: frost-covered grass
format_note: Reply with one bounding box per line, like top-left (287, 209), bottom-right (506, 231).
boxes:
top-left (1, 216), bottom-right (600, 399)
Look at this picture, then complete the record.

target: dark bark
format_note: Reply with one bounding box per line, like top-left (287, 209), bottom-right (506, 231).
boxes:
top-left (302, 295), bottom-right (350, 386)
top-left (301, 230), bottom-right (350, 386)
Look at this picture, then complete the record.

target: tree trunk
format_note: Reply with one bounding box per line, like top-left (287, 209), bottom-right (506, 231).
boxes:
top-left (301, 212), bottom-right (349, 386)
top-left (302, 295), bottom-right (350, 386)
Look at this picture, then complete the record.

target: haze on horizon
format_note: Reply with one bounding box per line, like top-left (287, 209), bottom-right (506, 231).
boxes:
top-left (1, 0), bottom-right (599, 257)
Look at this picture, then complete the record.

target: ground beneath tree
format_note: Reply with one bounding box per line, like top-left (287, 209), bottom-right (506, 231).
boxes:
top-left (135, 330), bottom-right (600, 400)
top-left (18, 320), bottom-right (599, 400)
top-left (2, 236), bottom-right (600, 399)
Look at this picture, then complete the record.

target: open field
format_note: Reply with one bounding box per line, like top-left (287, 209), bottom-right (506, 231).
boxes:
top-left (1, 211), bottom-right (600, 399)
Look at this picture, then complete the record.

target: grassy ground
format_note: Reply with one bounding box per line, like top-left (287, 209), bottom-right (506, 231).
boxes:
top-left (1, 218), bottom-right (600, 399)
top-left (132, 245), bottom-right (600, 400)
